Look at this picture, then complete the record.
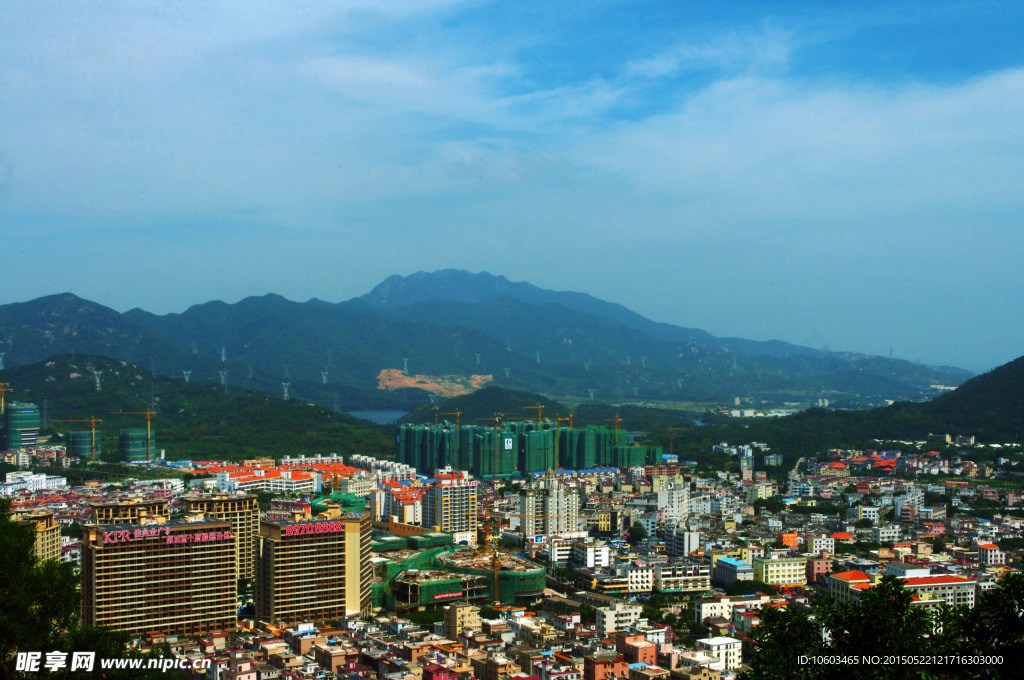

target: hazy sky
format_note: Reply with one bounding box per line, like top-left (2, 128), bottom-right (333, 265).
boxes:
top-left (2, 1), bottom-right (1022, 373)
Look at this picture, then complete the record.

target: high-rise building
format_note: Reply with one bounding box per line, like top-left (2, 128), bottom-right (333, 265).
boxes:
top-left (90, 498), bottom-right (170, 524)
top-left (423, 469), bottom-right (477, 545)
top-left (14, 509), bottom-right (61, 563)
top-left (183, 493), bottom-right (260, 581)
top-left (256, 512), bottom-right (371, 625)
top-left (80, 520), bottom-right (236, 637)
top-left (519, 470), bottom-right (584, 541)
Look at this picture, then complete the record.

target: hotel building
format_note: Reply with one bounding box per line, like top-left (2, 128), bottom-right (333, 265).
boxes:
top-left (80, 520), bottom-right (236, 637)
top-left (183, 493), bottom-right (259, 580)
top-left (256, 512), bottom-right (371, 625)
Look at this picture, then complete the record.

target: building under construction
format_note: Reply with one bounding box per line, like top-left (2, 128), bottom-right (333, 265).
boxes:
top-left (435, 550), bottom-right (546, 603)
top-left (396, 421), bottom-right (661, 477)
top-left (390, 569), bottom-right (490, 611)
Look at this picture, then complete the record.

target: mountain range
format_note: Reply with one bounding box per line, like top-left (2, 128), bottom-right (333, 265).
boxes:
top-left (0, 270), bottom-right (973, 410)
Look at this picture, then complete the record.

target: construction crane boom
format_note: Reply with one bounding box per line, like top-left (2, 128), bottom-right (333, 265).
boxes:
top-left (111, 409), bottom-right (158, 462)
top-left (55, 416), bottom-right (103, 461)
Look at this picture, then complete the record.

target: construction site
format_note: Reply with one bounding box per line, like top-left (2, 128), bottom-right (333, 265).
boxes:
top-left (396, 415), bottom-right (665, 478)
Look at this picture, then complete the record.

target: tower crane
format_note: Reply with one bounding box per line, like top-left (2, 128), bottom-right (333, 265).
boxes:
top-left (668, 425), bottom-right (693, 459)
top-left (604, 413), bottom-right (624, 446)
top-left (440, 410), bottom-right (463, 468)
top-left (0, 381), bottom-right (11, 415)
top-left (55, 417), bottom-right (103, 461)
top-left (111, 409), bottom-right (158, 461)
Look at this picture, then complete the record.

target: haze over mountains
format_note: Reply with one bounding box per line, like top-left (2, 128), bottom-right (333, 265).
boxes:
top-left (0, 270), bottom-right (972, 410)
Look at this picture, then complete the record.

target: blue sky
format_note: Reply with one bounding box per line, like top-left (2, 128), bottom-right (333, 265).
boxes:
top-left (1, 1), bottom-right (1022, 373)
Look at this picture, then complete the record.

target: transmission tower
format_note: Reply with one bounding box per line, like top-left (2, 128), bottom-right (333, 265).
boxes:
top-left (321, 370), bottom-right (328, 384)
top-left (588, 388), bottom-right (595, 399)
top-left (92, 370), bottom-right (102, 392)
top-left (535, 350), bottom-right (541, 364)
top-left (183, 370), bottom-right (192, 383)
top-left (584, 360), bottom-right (590, 371)
top-left (282, 382), bottom-right (290, 400)
top-left (219, 370), bottom-right (227, 386)
top-left (402, 358), bottom-right (409, 374)
top-left (504, 367), bottom-right (510, 378)
top-left (220, 346), bottom-right (227, 363)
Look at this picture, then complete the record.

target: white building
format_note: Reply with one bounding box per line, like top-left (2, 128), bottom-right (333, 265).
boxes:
top-left (1, 471), bottom-right (68, 496)
top-left (654, 562), bottom-right (710, 594)
top-left (696, 637), bottom-right (742, 670)
top-left (570, 541), bottom-right (611, 569)
top-left (520, 471), bottom-right (585, 541)
top-left (595, 601), bottom-right (643, 634)
top-left (656, 482), bottom-right (689, 523)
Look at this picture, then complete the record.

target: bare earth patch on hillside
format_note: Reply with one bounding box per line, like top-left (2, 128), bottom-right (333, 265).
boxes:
top-left (376, 368), bottom-right (493, 397)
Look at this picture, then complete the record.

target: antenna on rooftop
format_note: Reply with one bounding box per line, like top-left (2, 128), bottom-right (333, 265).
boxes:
top-left (402, 358), bottom-right (409, 374)
top-left (588, 388), bottom-right (595, 400)
top-left (282, 382), bottom-right (290, 400)
top-left (220, 346), bottom-right (227, 363)
top-left (321, 370), bottom-right (328, 384)
top-left (183, 370), bottom-right (192, 383)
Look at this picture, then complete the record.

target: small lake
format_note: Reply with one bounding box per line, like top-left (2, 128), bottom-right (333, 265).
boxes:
top-left (347, 410), bottom-right (407, 425)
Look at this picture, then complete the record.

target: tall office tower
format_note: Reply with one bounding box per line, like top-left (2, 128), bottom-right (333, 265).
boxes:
top-left (90, 498), bottom-right (170, 525)
top-left (183, 493), bottom-right (260, 581)
top-left (80, 520), bottom-right (236, 637)
top-left (519, 470), bottom-right (584, 541)
top-left (423, 469), bottom-right (478, 545)
top-left (256, 512), bottom-right (371, 625)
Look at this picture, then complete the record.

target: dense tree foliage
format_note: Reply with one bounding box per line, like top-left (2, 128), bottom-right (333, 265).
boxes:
top-left (743, 574), bottom-right (1024, 680)
top-left (0, 498), bottom-right (170, 679)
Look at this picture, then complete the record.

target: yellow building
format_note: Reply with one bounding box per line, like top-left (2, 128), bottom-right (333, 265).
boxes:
top-left (752, 556), bottom-right (807, 588)
top-left (15, 510), bottom-right (61, 563)
top-left (256, 512), bottom-right (371, 624)
top-left (183, 493), bottom-right (259, 581)
top-left (81, 520), bottom-right (236, 637)
top-left (90, 497), bottom-right (169, 524)
top-left (444, 602), bottom-right (481, 639)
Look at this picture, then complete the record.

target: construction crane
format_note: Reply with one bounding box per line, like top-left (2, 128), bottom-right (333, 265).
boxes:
top-left (440, 410), bottom-right (463, 468)
top-left (111, 409), bottom-right (158, 462)
top-left (523, 403), bottom-right (544, 429)
top-left (55, 417), bottom-right (103, 461)
top-left (604, 413), bottom-right (624, 446)
top-left (553, 414), bottom-right (574, 470)
top-left (477, 508), bottom-right (591, 604)
top-left (0, 381), bottom-right (10, 415)
top-left (667, 425), bottom-right (693, 459)
top-left (432, 406), bottom-right (439, 427)
top-left (474, 413), bottom-right (505, 482)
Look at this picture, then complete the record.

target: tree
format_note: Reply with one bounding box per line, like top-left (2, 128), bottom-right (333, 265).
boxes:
top-left (627, 522), bottom-right (648, 546)
top-left (726, 580), bottom-right (776, 596)
top-left (0, 498), bottom-right (170, 679)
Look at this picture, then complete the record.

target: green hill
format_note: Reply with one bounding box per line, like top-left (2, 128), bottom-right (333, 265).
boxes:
top-left (3, 355), bottom-right (393, 462)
